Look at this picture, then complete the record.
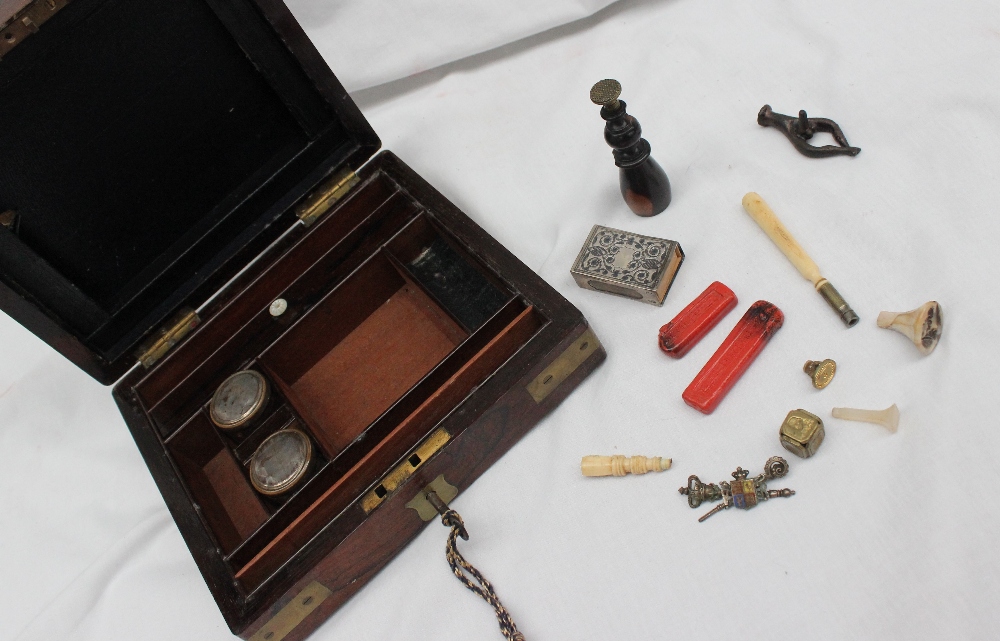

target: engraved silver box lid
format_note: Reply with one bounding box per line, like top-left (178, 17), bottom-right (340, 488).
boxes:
top-left (570, 224), bottom-right (684, 305)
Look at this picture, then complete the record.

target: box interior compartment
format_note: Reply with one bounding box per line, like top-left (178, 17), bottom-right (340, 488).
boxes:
top-left (166, 412), bottom-right (270, 554)
top-left (258, 252), bottom-right (469, 457)
top-left (233, 297), bottom-right (544, 587)
top-left (129, 168), bottom-right (549, 590)
top-left (166, 386), bottom-right (329, 553)
top-left (136, 173), bottom-right (408, 438)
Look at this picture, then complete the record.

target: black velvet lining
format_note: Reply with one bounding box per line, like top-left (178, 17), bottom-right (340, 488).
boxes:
top-left (0, 0), bottom-right (358, 361)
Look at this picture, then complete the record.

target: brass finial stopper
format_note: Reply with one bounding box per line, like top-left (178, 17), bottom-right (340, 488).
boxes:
top-left (590, 79), bottom-right (622, 110)
top-left (803, 359), bottom-right (836, 389)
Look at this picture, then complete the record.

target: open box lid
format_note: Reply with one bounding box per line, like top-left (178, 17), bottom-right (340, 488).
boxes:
top-left (0, 0), bottom-right (381, 384)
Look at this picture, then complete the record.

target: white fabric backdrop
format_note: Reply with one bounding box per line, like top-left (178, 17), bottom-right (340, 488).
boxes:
top-left (287, 0), bottom-right (619, 91)
top-left (3, 0), bottom-right (1000, 639)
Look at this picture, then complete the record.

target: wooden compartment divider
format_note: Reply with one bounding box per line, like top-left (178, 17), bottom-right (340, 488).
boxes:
top-left (136, 176), bottom-right (417, 438)
top-left (234, 303), bottom-right (545, 587)
top-left (127, 166), bottom-right (555, 595)
top-left (384, 214), bottom-right (511, 332)
top-left (230, 404), bottom-right (298, 465)
top-left (258, 252), bottom-right (468, 457)
top-left (166, 413), bottom-right (271, 554)
top-left (223, 296), bottom-right (529, 570)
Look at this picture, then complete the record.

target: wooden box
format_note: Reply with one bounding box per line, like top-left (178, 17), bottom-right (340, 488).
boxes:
top-left (0, 0), bottom-right (605, 638)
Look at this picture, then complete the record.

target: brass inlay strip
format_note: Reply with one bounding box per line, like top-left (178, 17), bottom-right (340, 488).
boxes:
top-left (527, 328), bottom-right (600, 403)
top-left (361, 428), bottom-right (451, 514)
top-left (249, 581), bottom-right (331, 641)
top-left (0, 0), bottom-right (73, 62)
top-left (295, 169), bottom-right (358, 227)
top-left (135, 309), bottom-right (200, 369)
top-left (405, 474), bottom-right (459, 522)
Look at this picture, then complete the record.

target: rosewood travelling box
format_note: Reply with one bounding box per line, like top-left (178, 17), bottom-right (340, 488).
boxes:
top-left (0, 1), bottom-right (604, 638)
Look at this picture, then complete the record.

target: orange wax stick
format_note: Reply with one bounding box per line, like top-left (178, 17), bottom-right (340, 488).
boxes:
top-left (682, 301), bottom-right (784, 414)
top-left (658, 281), bottom-right (738, 358)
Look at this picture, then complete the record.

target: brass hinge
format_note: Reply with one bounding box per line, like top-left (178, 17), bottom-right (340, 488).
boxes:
top-left (361, 428), bottom-right (451, 514)
top-left (0, 0), bottom-right (73, 62)
top-left (135, 308), bottom-right (200, 369)
top-left (295, 168), bottom-right (359, 227)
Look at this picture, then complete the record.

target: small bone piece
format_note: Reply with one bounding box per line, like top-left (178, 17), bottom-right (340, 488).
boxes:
top-left (831, 404), bottom-right (900, 433)
top-left (269, 298), bottom-right (288, 317)
top-left (803, 359), bottom-right (836, 389)
top-left (876, 301), bottom-right (942, 355)
top-left (581, 455), bottom-right (672, 477)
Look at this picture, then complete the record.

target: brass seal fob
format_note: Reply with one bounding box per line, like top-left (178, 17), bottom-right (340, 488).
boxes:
top-left (590, 79), bottom-right (671, 217)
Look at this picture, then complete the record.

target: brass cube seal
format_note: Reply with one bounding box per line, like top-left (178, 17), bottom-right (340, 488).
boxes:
top-left (779, 409), bottom-right (825, 458)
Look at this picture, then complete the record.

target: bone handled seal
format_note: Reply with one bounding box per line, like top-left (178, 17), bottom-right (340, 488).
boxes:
top-left (741, 193), bottom-right (859, 328)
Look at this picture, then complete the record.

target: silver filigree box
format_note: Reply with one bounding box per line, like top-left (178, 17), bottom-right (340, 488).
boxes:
top-left (570, 225), bottom-right (685, 305)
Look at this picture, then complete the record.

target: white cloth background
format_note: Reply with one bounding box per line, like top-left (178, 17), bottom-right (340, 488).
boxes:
top-left (3, 0), bottom-right (1000, 639)
top-left (287, 0), bottom-right (619, 91)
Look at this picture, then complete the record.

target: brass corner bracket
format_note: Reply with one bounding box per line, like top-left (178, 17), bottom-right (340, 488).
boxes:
top-left (526, 328), bottom-right (600, 403)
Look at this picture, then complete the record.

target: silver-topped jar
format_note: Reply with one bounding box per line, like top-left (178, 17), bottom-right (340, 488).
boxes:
top-left (249, 428), bottom-right (314, 496)
top-left (209, 370), bottom-right (270, 430)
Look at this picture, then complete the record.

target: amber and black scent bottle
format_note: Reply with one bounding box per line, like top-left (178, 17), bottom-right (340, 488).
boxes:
top-left (590, 79), bottom-right (671, 217)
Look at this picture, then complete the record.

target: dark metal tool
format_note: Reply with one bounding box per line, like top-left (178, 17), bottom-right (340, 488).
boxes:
top-left (757, 105), bottom-right (860, 158)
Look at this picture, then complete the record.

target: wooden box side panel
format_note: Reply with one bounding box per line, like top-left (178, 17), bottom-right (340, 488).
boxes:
top-left (238, 323), bottom-right (605, 641)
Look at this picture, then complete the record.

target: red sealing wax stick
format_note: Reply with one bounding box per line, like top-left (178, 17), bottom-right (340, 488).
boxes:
top-left (658, 281), bottom-right (738, 358)
top-left (682, 300), bottom-right (784, 414)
